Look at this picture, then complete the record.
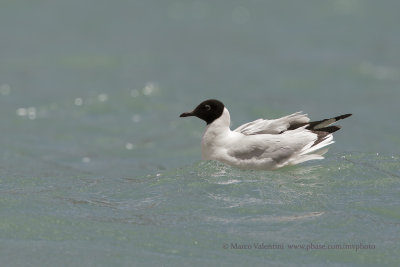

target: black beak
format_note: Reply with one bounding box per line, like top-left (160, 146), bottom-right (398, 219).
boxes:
top-left (179, 111), bottom-right (194, 117)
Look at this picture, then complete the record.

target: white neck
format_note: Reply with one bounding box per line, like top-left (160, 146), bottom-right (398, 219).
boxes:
top-left (202, 108), bottom-right (232, 160)
top-left (206, 107), bottom-right (231, 131)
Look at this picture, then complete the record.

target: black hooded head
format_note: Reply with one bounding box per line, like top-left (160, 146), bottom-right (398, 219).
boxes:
top-left (180, 99), bottom-right (225, 125)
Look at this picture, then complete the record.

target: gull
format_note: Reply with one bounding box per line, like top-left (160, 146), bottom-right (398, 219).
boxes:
top-left (180, 99), bottom-right (351, 170)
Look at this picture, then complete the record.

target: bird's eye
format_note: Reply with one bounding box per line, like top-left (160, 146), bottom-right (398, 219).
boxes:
top-left (204, 104), bottom-right (211, 111)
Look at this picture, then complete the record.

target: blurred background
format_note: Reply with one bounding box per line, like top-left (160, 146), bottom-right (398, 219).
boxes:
top-left (0, 1), bottom-right (399, 266)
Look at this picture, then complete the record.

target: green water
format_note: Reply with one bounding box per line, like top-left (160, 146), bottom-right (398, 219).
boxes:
top-left (0, 1), bottom-right (399, 266)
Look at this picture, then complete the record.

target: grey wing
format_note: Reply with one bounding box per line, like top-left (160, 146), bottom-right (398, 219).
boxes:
top-left (227, 136), bottom-right (298, 166)
top-left (226, 129), bottom-right (318, 167)
top-left (230, 145), bottom-right (294, 163)
top-left (233, 112), bottom-right (310, 135)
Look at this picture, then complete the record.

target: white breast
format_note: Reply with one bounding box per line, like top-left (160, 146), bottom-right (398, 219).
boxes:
top-left (201, 107), bottom-right (234, 160)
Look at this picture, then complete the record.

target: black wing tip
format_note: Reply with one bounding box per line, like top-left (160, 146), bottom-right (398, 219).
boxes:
top-left (311, 125), bottom-right (342, 146)
top-left (317, 125), bottom-right (341, 133)
top-left (336, 113), bottom-right (352, 120)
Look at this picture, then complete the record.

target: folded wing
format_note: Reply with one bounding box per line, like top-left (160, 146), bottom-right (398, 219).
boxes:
top-left (233, 112), bottom-right (310, 135)
top-left (226, 127), bottom-right (333, 170)
top-left (227, 112), bottom-right (351, 169)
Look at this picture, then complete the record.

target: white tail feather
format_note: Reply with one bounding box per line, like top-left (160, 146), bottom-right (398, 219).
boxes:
top-left (300, 135), bottom-right (334, 156)
top-left (288, 135), bottom-right (334, 166)
top-left (288, 154), bottom-right (325, 165)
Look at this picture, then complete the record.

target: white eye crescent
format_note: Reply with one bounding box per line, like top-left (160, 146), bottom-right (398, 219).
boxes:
top-left (205, 104), bottom-right (211, 111)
